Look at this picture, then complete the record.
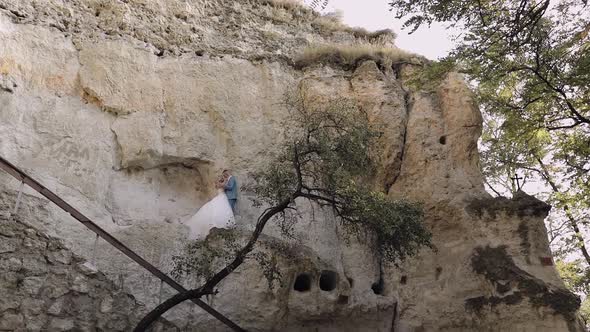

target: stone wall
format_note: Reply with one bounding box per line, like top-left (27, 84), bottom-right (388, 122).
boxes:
top-left (0, 0), bottom-right (584, 331)
top-left (0, 210), bottom-right (175, 331)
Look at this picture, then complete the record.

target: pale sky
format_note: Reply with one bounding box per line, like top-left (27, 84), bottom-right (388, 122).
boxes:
top-left (307, 0), bottom-right (456, 60)
top-left (302, 1), bottom-right (586, 270)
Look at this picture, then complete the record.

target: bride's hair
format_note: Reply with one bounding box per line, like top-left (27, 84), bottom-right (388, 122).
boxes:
top-left (214, 175), bottom-right (224, 189)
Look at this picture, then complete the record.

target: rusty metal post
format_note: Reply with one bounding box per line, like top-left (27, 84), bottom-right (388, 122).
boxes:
top-left (158, 279), bottom-right (164, 304)
top-left (91, 233), bottom-right (99, 266)
top-left (12, 180), bottom-right (25, 216)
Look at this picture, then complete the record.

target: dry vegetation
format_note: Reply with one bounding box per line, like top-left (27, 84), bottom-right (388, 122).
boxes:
top-left (311, 12), bottom-right (396, 42)
top-left (294, 43), bottom-right (420, 70)
top-left (346, 28), bottom-right (396, 42)
top-left (258, 0), bottom-right (314, 24)
top-left (258, 1), bottom-right (396, 43)
top-left (256, 0), bottom-right (413, 71)
top-left (259, 0), bottom-right (308, 11)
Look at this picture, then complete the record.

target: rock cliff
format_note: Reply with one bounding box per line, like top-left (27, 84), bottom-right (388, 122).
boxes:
top-left (0, 198), bottom-right (175, 331)
top-left (0, 0), bottom-right (583, 331)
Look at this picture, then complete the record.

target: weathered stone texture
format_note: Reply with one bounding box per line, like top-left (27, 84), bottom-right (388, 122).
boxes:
top-left (0, 214), bottom-right (176, 331)
top-left (0, 0), bottom-right (584, 331)
top-left (0, 0), bottom-right (376, 62)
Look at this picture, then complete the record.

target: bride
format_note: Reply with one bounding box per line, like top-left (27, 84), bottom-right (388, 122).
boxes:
top-left (186, 175), bottom-right (235, 240)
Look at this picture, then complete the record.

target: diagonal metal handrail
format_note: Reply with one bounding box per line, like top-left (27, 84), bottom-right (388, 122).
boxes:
top-left (0, 156), bottom-right (244, 331)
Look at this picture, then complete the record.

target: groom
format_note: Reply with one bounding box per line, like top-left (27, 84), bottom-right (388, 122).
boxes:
top-left (222, 169), bottom-right (238, 213)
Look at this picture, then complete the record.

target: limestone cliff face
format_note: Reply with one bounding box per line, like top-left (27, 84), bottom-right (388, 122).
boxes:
top-left (0, 1), bottom-right (583, 331)
top-left (0, 206), bottom-right (176, 332)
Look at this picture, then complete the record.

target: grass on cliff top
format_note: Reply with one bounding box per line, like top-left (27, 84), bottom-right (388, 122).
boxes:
top-left (346, 28), bottom-right (396, 42)
top-left (312, 12), bottom-right (397, 41)
top-left (259, 0), bottom-right (304, 11)
top-left (259, 1), bottom-right (396, 42)
top-left (294, 43), bottom-right (419, 70)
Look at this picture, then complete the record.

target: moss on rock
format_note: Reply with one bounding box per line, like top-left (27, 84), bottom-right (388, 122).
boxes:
top-left (468, 245), bottom-right (580, 320)
top-left (466, 191), bottom-right (551, 220)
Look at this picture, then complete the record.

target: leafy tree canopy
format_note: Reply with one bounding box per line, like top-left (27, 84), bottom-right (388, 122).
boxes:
top-left (389, 0), bottom-right (590, 320)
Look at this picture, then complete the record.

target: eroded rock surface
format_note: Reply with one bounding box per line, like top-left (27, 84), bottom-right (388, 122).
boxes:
top-left (0, 0), bottom-right (583, 331)
top-left (0, 210), bottom-right (175, 331)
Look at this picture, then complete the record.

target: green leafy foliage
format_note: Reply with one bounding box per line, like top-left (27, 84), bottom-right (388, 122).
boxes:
top-left (251, 251), bottom-right (283, 290)
top-left (171, 228), bottom-right (242, 281)
top-left (580, 297), bottom-right (590, 328)
top-left (557, 259), bottom-right (590, 295)
top-left (336, 186), bottom-right (430, 262)
top-left (248, 90), bottom-right (432, 264)
top-left (140, 88), bottom-right (434, 332)
top-left (390, 0), bottom-right (590, 301)
top-left (557, 259), bottom-right (590, 328)
top-left (405, 57), bottom-right (456, 90)
top-left (173, 90), bottom-right (432, 287)
top-left (171, 228), bottom-right (286, 290)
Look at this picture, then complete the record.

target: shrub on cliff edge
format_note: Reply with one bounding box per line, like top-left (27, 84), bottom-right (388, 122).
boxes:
top-left (295, 43), bottom-right (420, 70)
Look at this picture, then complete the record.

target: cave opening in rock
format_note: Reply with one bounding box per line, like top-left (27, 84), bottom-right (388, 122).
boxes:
top-left (371, 280), bottom-right (384, 295)
top-left (319, 270), bottom-right (338, 291)
top-left (435, 267), bottom-right (443, 280)
top-left (338, 295), bottom-right (349, 304)
top-left (439, 136), bottom-right (447, 145)
top-left (293, 273), bottom-right (312, 292)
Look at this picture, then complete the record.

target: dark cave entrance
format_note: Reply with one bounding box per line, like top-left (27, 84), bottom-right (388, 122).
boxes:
top-left (293, 273), bottom-right (312, 292)
top-left (319, 270), bottom-right (338, 291)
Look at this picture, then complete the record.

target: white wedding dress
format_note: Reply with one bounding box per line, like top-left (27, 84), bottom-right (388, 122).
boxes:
top-left (186, 189), bottom-right (235, 240)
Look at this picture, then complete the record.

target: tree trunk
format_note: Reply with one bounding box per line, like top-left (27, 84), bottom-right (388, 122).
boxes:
top-left (134, 196), bottom-right (294, 331)
top-left (536, 157), bottom-right (590, 266)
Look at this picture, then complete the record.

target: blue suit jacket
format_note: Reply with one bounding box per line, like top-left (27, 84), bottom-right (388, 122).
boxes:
top-left (224, 176), bottom-right (238, 200)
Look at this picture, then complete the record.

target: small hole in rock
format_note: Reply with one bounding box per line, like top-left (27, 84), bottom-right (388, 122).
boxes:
top-left (371, 280), bottom-right (384, 295)
top-left (338, 295), bottom-right (349, 304)
top-left (439, 136), bottom-right (446, 145)
top-left (293, 273), bottom-right (312, 292)
top-left (195, 50), bottom-right (205, 56)
top-left (319, 270), bottom-right (338, 291)
top-left (400, 276), bottom-right (407, 285)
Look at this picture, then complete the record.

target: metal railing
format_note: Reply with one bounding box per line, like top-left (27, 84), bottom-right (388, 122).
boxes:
top-left (0, 156), bottom-right (244, 331)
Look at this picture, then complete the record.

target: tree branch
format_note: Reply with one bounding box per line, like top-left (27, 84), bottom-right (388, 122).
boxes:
top-left (483, 177), bottom-right (503, 197)
top-left (521, 65), bottom-right (590, 126)
top-left (134, 145), bottom-right (311, 331)
top-left (134, 193), bottom-right (294, 331)
top-left (535, 156), bottom-right (590, 266)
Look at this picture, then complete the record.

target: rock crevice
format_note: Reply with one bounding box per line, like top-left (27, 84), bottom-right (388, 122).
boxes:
top-left (0, 1), bottom-right (582, 331)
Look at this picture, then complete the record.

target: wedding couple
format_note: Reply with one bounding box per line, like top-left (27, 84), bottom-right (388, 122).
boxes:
top-left (186, 170), bottom-right (237, 240)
